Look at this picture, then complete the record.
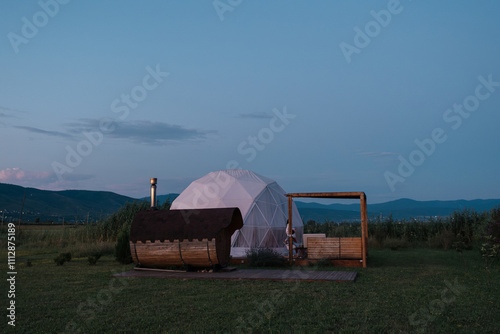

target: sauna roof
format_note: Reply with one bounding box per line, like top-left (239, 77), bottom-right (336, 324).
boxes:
top-left (130, 207), bottom-right (243, 243)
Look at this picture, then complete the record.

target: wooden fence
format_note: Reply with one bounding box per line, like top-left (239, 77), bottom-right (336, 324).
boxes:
top-left (307, 237), bottom-right (363, 260)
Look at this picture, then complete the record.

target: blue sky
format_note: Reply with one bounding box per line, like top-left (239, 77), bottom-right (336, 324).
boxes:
top-left (1, 0), bottom-right (499, 203)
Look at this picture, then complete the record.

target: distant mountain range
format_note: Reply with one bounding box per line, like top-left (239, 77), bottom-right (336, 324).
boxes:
top-left (1, 183), bottom-right (499, 223)
top-left (295, 198), bottom-right (500, 221)
top-left (0, 183), bottom-right (135, 222)
top-left (142, 194), bottom-right (179, 206)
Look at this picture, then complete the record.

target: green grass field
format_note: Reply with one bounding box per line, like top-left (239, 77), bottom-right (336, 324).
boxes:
top-left (2, 246), bottom-right (499, 333)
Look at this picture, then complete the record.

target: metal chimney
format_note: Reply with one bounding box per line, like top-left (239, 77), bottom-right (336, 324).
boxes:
top-left (150, 178), bottom-right (157, 209)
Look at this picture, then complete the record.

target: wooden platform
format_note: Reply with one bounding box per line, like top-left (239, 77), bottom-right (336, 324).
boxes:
top-left (112, 268), bottom-right (357, 282)
top-left (229, 257), bottom-right (365, 268)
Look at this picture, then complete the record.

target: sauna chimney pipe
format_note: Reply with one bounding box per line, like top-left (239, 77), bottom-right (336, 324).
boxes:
top-left (150, 178), bottom-right (157, 209)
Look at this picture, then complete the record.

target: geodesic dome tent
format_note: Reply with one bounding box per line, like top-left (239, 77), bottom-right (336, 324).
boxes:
top-left (170, 169), bottom-right (303, 257)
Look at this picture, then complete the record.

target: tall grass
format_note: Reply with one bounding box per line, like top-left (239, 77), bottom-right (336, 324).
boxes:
top-left (0, 225), bottom-right (115, 257)
top-left (304, 207), bottom-right (497, 250)
top-left (2, 199), bottom-right (171, 257)
top-left (4, 202), bottom-right (496, 255)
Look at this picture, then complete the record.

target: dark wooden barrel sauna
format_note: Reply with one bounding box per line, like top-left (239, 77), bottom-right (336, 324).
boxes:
top-left (129, 207), bottom-right (243, 269)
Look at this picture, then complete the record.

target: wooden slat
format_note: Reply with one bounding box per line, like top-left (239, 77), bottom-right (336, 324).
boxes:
top-left (131, 240), bottom-right (184, 267)
top-left (340, 238), bottom-right (362, 259)
top-left (303, 234), bottom-right (326, 248)
top-left (340, 237), bottom-right (362, 244)
top-left (130, 242), bottom-right (137, 263)
top-left (307, 237), bottom-right (363, 260)
top-left (131, 239), bottom-right (220, 268)
top-left (181, 239), bottom-right (218, 267)
top-left (308, 237), bottom-right (340, 259)
top-left (208, 240), bottom-right (218, 266)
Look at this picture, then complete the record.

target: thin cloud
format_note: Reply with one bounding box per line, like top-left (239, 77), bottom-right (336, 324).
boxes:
top-left (239, 112), bottom-right (274, 119)
top-left (14, 126), bottom-right (75, 139)
top-left (65, 119), bottom-right (213, 145)
top-left (13, 118), bottom-right (213, 145)
top-left (0, 112), bottom-right (15, 118)
top-left (0, 167), bottom-right (94, 190)
top-left (0, 168), bottom-right (51, 183)
top-left (0, 106), bottom-right (26, 120)
top-left (112, 120), bottom-right (212, 144)
top-left (0, 106), bottom-right (27, 114)
top-left (357, 151), bottom-right (399, 157)
top-left (63, 118), bottom-right (99, 134)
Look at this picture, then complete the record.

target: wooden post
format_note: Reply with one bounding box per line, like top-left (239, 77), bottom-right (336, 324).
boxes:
top-left (360, 193), bottom-right (368, 268)
top-left (288, 195), bottom-right (293, 265)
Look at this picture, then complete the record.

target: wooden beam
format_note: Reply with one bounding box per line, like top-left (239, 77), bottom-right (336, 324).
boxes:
top-left (286, 192), bottom-right (365, 199)
top-left (288, 195), bottom-right (293, 265)
top-left (360, 193), bottom-right (368, 268)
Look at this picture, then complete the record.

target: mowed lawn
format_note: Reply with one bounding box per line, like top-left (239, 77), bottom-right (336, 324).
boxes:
top-left (2, 248), bottom-right (499, 333)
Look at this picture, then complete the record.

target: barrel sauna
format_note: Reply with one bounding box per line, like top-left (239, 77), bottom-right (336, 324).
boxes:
top-left (129, 207), bottom-right (243, 269)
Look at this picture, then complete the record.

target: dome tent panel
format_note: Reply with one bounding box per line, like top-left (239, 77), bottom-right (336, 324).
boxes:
top-left (269, 183), bottom-right (288, 203)
top-left (259, 228), bottom-right (280, 248)
top-left (232, 229), bottom-right (249, 247)
top-left (172, 171), bottom-right (265, 219)
top-left (243, 203), bottom-right (267, 227)
top-left (255, 190), bottom-right (279, 223)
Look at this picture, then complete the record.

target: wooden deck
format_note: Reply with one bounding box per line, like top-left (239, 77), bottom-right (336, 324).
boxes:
top-left (112, 267), bottom-right (357, 282)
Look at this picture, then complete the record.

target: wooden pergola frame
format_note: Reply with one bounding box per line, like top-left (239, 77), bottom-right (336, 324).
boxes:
top-left (286, 192), bottom-right (368, 268)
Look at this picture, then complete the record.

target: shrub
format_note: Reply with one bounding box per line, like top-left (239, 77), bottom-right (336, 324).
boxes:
top-left (373, 228), bottom-right (386, 248)
top-left (68, 242), bottom-right (114, 258)
top-left (481, 218), bottom-right (500, 261)
top-left (88, 252), bottom-right (102, 265)
top-left (100, 199), bottom-right (172, 242)
top-left (62, 252), bottom-right (72, 262)
top-left (429, 229), bottom-right (456, 249)
top-left (367, 236), bottom-right (382, 249)
top-left (486, 220), bottom-right (500, 244)
top-left (54, 254), bottom-right (66, 266)
top-left (246, 248), bottom-right (287, 267)
top-left (384, 238), bottom-right (409, 250)
top-left (115, 227), bottom-right (133, 264)
top-left (480, 220), bottom-right (500, 287)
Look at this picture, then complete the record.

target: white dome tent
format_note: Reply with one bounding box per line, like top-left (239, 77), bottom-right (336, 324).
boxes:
top-left (171, 169), bottom-right (303, 257)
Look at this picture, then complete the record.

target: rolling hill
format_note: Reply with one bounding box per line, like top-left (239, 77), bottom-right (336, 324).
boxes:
top-left (0, 183), bottom-right (136, 222)
top-left (1, 182), bottom-right (499, 223)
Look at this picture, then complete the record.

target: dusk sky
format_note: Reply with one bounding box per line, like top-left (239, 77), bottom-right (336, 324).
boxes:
top-left (1, 0), bottom-right (499, 203)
